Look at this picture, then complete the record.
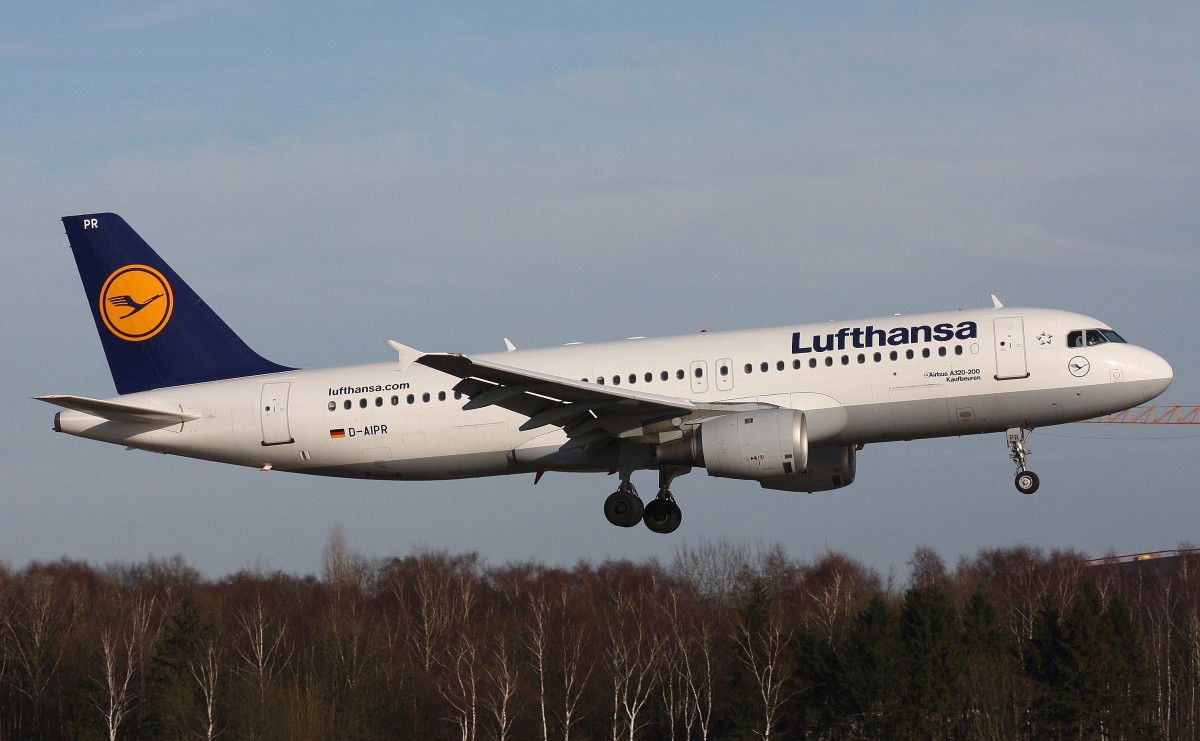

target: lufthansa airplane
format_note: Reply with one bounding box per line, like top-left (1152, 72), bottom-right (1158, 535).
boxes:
top-left (40, 214), bottom-right (1174, 534)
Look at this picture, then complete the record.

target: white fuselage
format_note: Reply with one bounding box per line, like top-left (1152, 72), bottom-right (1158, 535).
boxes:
top-left (54, 306), bottom-right (1173, 483)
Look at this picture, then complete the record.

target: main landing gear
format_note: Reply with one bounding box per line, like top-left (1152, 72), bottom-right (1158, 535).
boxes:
top-left (603, 468), bottom-right (685, 534)
top-left (1007, 426), bottom-right (1040, 495)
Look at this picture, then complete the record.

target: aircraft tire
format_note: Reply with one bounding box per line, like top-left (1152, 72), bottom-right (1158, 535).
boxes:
top-left (1015, 471), bottom-right (1040, 495)
top-left (643, 499), bottom-right (682, 534)
top-left (604, 490), bottom-right (644, 527)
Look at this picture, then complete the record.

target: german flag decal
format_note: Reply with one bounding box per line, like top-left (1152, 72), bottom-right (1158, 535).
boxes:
top-left (329, 429), bottom-right (346, 439)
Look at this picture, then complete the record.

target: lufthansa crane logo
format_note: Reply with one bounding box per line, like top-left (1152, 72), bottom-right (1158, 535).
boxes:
top-left (1068, 356), bottom-right (1091, 377)
top-left (99, 265), bottom-right (174, 342)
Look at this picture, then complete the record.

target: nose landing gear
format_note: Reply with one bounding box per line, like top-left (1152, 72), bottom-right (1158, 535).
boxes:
top-left (1007, 427), bottom-right (1040, 495)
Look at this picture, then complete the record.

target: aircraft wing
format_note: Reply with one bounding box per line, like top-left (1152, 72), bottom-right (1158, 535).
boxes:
top-left (35, 395), bottom-right (203, 425)
top-left (414, 351), bottom-right (765, 449)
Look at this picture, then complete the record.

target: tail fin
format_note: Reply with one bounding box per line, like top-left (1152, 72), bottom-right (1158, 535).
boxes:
top-left (62, 213), bottom-right (293, 394)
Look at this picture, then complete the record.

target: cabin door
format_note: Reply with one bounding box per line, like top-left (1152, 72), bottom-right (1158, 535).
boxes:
top-left (260, 382), bottom-right (294, 446)
top-left (993, 317), bottom-right (1029, 380)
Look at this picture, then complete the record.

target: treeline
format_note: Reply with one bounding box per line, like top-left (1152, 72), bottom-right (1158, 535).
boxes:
top-left (1, 539), bottom-right (1198, 740)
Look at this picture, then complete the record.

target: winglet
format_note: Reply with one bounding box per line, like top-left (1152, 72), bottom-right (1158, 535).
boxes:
top-left (503, 338), bottom-right (516, 352)
top-left (387, 340), bottom-right (424, 371)
top-left (991, 294), bottom-right (1004, 309)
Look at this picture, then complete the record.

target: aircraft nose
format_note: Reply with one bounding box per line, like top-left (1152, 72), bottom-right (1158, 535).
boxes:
top-left (1139, 348), bottom-right (1173, 399)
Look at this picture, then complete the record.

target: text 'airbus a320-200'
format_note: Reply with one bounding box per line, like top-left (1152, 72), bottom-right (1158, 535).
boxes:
top-left (39, 214), bottom-right (1173, 534)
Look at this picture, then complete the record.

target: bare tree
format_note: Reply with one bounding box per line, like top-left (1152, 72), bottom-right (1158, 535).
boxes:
top-left (605, 588), bottom-right (661, 741)
top-left (524, 589), bottom-right (552, 741)
top-left (557, 587), bottom-right (594, 741)
top-left (2, 571), bottom-right (83, 733)
top-left (441, 633), bottom-right (480, 741)
top-left (233, 589), bottom-right (293, 733)
top-left (674, 606), bottom-right (717, 741)
top-left (734, 615), bottom-right (793, 741)
top-left (188, 634), bottom-right (224, 741)
top-left (93, 592), bottom-right (159, 741)
top-left (484, 632), bottom-right (521, 741)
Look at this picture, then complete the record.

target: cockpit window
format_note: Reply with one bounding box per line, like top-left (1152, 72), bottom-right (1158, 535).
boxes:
top-left (1067, 328), bottom-right (1128, 348)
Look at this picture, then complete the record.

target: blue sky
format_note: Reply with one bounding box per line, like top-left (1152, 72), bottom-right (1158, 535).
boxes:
top-left (3, 2), bottom-right (1198, 578)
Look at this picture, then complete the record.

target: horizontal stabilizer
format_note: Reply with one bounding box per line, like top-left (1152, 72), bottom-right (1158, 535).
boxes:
top-left (35, 395), bottom-right (202, 425)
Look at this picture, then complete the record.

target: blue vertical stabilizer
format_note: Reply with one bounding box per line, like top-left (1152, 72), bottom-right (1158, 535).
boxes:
top-left (62, 213), bottom-right (294, 394)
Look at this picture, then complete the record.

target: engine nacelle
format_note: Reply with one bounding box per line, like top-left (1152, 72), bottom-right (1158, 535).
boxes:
top-left (693, 409), bottom-right (809, 480)
top-left (759, 445), bottom-right (857, 493)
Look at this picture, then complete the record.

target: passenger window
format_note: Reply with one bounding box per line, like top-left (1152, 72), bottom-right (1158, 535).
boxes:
top-left (359, 398), bottom-right (367, 408)
top-left (922, 348), bottom-right (930, 358)
top-left (628, 374), bottom-right (636, 384)
top-left (938, 347), bottom-right (947, 357)
top-left (694, 367), bottom-right (703, 378)
top-left (612, 376), bottom-right (620, 386)
top-left (407, 394), bottom-right (415, 404)
top-left (890, 350), bottom-right (898, 361)
top-left (645, 372), bottom-right (653, 383)
top-left (438, 391), bottom-right (446, 401)
top-left (719, 365), bottom-right (729, 377)
top-left (776, 361), bottom-right (784, 371)
top-left (328, 401), bottom-right (336, 412)
top-left (744, 363), bottom-right (753, 374)
top-left (906, 349), bottom-right (914, 360)
top-left (857, 354), bottom-right (865, 364)
top-left (809, 358), bottom-right (817, 368)
top-left (344, 400), bottom-right (351, 410)
top-left (391, 395), bottom-right (399, 405)
top-left (661, 371), bottom-right (669, 381)
top-left (825, 357), bottom-right (833, 367)
top-left (760, 362), bottom-right (768, 373)
top-left (422, 392), bottom-right (430, 402)
top-left (676, 369), bottom-right (685, 380)
top-left (375, 397), bottom-right (383, 407)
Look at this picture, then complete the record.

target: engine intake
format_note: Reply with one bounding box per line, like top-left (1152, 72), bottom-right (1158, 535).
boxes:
top-left (690, 409), bottom-right (809, 480)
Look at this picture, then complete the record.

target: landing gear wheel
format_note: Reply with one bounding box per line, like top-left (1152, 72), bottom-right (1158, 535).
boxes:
top-left (604, 488), bottom-right (644, 527)
top-left (643, 499), bottom-right (682, 534)
top-left (1015, 471), bottom-right (1040, 495)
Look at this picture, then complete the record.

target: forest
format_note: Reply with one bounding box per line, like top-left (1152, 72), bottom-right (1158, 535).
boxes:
top-left (1, 537), bottom-right (1197, 740)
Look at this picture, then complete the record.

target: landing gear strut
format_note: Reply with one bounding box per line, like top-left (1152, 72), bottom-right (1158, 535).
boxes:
top-left (643, 468), bottom-right (684, 534)
top-left (603, 467), bottom-right (688, 533)
top-left (1007, 427), bottom-right (1040, 495)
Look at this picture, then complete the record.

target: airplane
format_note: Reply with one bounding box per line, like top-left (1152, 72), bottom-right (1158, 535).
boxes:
top-left (39, 213), bottom-right (1174, 534)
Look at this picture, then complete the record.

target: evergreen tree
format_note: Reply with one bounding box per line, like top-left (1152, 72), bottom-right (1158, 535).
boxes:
top-left (960, 587), bottom-right (1025, 739)
top-left (144, 597), bottom-right (212, 739)
top-left (718, 577), bottom-right (772, 741)
top-left (1100, 591), bottom-right (1154, 738)
top-left (1026, 580), bottom-right (1156, 739)
top-left (897, 584), bottom-right (963, 737)
top-left (837, 596), bottom-right (903, 738)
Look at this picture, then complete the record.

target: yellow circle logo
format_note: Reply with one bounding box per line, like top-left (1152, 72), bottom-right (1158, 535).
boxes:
top-left (99, 265), bottom-right (174, 342)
